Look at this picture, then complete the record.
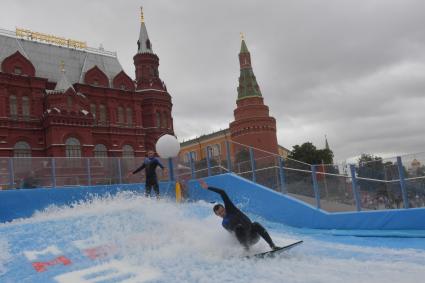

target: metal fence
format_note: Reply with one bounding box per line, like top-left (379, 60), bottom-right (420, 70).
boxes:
top-left (174, 141), bottom-right (425, 212)
top-left (2, 142), bottom-right (424, 213)
top-left (0, 157), bottom-right (172, 189)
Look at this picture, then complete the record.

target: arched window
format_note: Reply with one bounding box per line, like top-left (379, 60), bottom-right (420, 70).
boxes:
top-left (22, 96), bottom-right (30, 119)
top-left (67, 96), bottom-right (72, 109)
top-left (99, 104), bottom-right (106, 125)
top-left (9, 95), bottom-right (17, 119)
top-left (190, 151), bottom-right (197, 161)
top-left (162, 112), bottom-right (167, 128)
top-left (126, 108), bottom-right (133, 126)
top-left (65, 137), bottom-right (81, 158)
top-left (156, 112), bottom-right (161, 128)
top-left (211, 144), bottom-right (221, 157)
top-left (183, 152), bottom-right (189, 164)
top-left (14, 66), bottom-right (22, 75)
top-left (122, 144), bottom-right (134, 158)
top-left (94, 144), bottom-right (108, 158)
top-left (90, 104), bottom-right (96, 119)
top-left (14, 141), bottom-right (31, 157)
top-left (117, 106), bottom-right (124, 124)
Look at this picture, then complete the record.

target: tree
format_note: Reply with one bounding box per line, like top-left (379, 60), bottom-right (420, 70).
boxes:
top-left (357, 154), bottom-right (391, 200)
top-left (235, 148), bottom-right (250, 164)
top-left (357, 153), bottom-right (385, 180)
top-left (288, 142), bottom-right (334, 165)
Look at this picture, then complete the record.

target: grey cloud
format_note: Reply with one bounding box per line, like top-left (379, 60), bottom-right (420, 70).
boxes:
top-left (1, 0), bottom-right (425, 162)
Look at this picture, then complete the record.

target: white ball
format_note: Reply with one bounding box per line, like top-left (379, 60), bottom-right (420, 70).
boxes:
top-left (156, 134), bottom-right (180, 158)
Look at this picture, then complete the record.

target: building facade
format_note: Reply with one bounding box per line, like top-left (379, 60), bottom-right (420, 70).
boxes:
top-left (180, 129), bottom-right (233, 164)
top-left (0, 11), bottom-right (173, 158)
top-left (179, 128), bottom-right (289, 165)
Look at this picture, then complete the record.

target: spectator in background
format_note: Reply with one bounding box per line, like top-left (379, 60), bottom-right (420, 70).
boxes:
top-left (20, 171), bottom-right (39, 189)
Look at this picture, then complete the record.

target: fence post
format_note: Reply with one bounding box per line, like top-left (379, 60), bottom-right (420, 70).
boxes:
top-left (226, 141), bottom-right (232, 172)
top-left (51, 158), bottom-right (56, 188)
top-left (396, 156), bottom-right (409, 209)
top-left (349, 164), bottom-right (361, 211)
top-left (117, 158), bottom-right (123, 184)
top-left (8, 158), bottom-right (14, 188)
top-left (278, 157), bottom-right (287, 194)
top-left (86, 158), bottom-right (91, 186)
top-left (249, 147), bottom-right (256, 183)
top-left (189, 153), bottom-right (195, 179)
top-left (311, 165), bottom-right (321, 209)
top-left (206, 146), bottom-right (212, 177)
top-left (168, 157), bottom-right (175, 181)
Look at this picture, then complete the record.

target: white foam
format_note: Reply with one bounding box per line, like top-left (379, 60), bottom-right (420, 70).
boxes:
top-left (1, 193), bottom-right (425, 282)
top-left (0, 238), bottom-right (11, 276)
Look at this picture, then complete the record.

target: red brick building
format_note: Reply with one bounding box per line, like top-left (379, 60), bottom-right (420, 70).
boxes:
top-left (229, 36), bottom-right (278, 154)
top-left (0, 12), bottom-right (173, 158)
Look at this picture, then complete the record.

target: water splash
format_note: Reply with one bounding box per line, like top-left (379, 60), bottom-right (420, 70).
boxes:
top-left (0, 192), bottom-right (424, 282)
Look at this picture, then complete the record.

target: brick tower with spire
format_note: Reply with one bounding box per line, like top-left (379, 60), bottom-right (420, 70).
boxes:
top-left (229, 35), bottom-right (278, 154)
top-left (134, 7), bottom-right (174, 151)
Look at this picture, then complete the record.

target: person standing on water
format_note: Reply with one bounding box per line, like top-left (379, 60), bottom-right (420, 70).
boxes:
top-left (128, 150), bottom-right (167, 198)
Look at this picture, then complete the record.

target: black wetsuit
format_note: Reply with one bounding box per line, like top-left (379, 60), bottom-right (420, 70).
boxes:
top-left (133, 157), bottom-right (164, 197)
top-left (207, 186), bottom-right (276, 250)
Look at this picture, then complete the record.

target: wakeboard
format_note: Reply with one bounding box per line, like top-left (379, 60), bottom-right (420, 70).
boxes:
top-left (245, 240), bottom-right (303, 259)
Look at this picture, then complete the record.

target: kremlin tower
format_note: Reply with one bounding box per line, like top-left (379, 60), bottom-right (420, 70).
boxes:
top-left (229, 34), bottom-right (278, 155)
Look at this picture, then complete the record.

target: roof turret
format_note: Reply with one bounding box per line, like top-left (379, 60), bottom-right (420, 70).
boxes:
top-left (55, 61), bottom-right (75, 92)
top-left (137, 7), bottom-right (153, 54)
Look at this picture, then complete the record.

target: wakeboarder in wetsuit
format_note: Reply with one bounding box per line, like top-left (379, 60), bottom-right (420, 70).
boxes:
top-left (129, 150), bottom-right (166, 198)
top-left (199, 179), bottom-right (277, 250)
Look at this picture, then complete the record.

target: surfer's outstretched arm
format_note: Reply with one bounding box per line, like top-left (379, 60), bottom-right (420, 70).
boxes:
top-left (198, 179), bottom-right (237, 212)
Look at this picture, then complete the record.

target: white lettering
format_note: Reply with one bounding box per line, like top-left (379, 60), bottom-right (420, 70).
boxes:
top-left (24, 246), bottom-right (62, 261)
top-left (54, 260), bottom-right (160, 283)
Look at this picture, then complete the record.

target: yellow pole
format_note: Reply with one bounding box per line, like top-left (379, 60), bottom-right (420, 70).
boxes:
top-left (175, 182), bottom-right (182, 203)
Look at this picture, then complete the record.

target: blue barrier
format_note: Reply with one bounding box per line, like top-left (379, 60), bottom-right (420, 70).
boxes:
top-left (188, 173), bottom-right (425, 230)
top-left (0, 182), bottom-right (175, 223)
top-left (2, 172), bottom-right (425, 231)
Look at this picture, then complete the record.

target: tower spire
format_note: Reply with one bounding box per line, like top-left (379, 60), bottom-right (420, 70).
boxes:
top-left (137, 7), bottom-right (153, 54)
top-left (237, 35), bottom-right (261, 100)
top-left (240, 33), bottom-right (249, 54)
top-left (325, 135), bottom-right (330, 150)
top-left (230, 35), bottom-right (278, 154)
top-left (55, 61), bottom-right (74, 92)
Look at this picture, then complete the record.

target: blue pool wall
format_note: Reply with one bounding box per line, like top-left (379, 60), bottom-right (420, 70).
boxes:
top-left (1, 172), bottom-right (425, 230)
top-left (187, 173), bottom-right (425, 230)
top-left (0, 182), bottom-right (176, 223)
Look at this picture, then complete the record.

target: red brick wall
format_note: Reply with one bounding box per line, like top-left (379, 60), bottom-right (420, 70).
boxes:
top-left (230, 97), bottom-right (278, 155)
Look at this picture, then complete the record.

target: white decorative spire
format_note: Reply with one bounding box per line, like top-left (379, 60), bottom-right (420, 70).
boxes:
top-left (55, 61), bottom-right (75, 92)
top-left (137, 6), bottom-right (153, 54)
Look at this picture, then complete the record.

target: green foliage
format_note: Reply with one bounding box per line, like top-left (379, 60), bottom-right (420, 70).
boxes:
top-left (288, 142), bottom-right (334, 165)
top-left (235, 148), bottom-right (250, 163)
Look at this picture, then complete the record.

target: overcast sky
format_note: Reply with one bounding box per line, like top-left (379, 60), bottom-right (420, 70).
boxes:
top-left (1, 0), bottom-right (425, 162)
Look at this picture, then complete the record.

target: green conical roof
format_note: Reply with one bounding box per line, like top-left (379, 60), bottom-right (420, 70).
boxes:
top-left (237, 38), bottom-right (262, 100)
top-left (240, 39), bottom-right (249, 53)
top-left (237, 69), bottom-right (262, 100)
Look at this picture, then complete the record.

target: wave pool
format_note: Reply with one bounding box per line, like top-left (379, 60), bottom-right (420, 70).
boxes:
top-left (1, 192), bottom-right (424, 283)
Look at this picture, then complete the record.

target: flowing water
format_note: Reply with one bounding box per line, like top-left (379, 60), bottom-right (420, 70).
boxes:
top-left (1, 191), bottom-right (424, 283)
